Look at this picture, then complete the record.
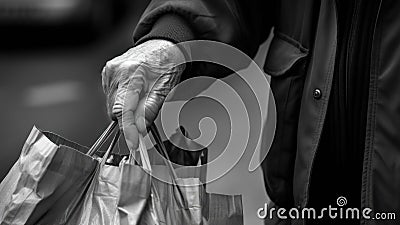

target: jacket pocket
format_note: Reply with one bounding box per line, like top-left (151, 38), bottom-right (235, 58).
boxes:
top-left (262, 32), bottom-right (308, 207)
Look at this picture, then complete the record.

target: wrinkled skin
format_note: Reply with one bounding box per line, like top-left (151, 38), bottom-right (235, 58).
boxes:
top-left (102, 40), bottom-right (186, 150)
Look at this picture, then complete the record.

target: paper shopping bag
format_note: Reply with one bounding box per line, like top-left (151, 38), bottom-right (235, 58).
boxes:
top-left (113, 136), bottom-right (152, 225)
top-left (0, 126), bottom-right (98, 225)
top-left (147, 124), bottom-right (244, 225)
top-left (203, 193), bottom-right (243, 225)
top-left (38, 128), bottom-right (152, 225)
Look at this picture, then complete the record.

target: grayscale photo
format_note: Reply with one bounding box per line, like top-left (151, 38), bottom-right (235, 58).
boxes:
top-left (0, 0), bottom-right (398, 224)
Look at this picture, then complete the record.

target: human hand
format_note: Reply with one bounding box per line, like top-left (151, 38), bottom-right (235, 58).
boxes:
top-left (102, 39), bottom-right (186, 150)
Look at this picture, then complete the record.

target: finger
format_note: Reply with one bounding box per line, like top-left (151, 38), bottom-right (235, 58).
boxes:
top-left (114, 67), bottom-right (146, 150)
top-left (135, 91), bottom-right (167, 135)
top-left (135, 70), bottom-right (176, 132)
top-left (112, 66), bottom-right (145, 118)
top-left (102, 62), bottom-right (119, 119)
top-left (121, 108), bottom-right (140, 151)
top-left (143, 78), bottom-right (170, 126)
top-left (113, 85), bottom-right (140, 119)
top-left (134, 97), bottom-right (147, 134)
top-left (115, 88), bottom-right (140, 150)
top-left (101, 62), bottom-right (111, 93)
top-left (146, 92), bottom-right (164, 128)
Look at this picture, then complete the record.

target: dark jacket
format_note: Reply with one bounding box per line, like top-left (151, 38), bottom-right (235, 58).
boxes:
top-left (132, 0), bottom-right (400, 224)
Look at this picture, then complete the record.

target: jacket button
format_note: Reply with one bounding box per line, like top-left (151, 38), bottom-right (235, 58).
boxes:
top-left (313, 88), bottom-right (322, 99)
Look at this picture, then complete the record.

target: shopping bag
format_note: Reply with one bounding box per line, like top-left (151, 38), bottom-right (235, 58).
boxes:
top-left (102, 126), bottom-right (208, 170)
top-left (159, 126), bottom-right (207, 166)
top-left (0, 124), bottom-right (102, 225)
top-left (27, 122), bottom-right (118, 225)
top-left (147, 125), bottom-right (244, 225)
top-left (37, 130), bottom-right (123, 225)
top-left (203, 193), bottom-right (243, 225)
top-left (37, 125), bottom-right (153, 225)
top-left (113, 132), bottom-right (152, 225)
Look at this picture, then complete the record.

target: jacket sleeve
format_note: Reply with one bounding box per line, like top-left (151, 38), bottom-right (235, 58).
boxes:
top-left (133, 0), bottom-right (277, 60)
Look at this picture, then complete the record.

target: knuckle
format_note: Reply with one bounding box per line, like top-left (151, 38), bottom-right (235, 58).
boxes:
top-left (104, 61), bottom-right (119, 75)
top-left (102, 61), bottom-right (115, 80)
top-left (105, 60), bottom-right (116, 69)
top-left (119, 61), bottom-right (137, 71)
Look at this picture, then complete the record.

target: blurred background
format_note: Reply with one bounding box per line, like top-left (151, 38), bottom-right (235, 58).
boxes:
top-left (0, 0), bottom-right (149, 179)
top-left (0, 1), bottom-right (273, 224)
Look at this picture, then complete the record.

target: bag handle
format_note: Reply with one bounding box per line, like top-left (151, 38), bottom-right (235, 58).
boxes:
top-left (87, 121), bottom-right (118, 156)
top-left (136, 135), bottom-right (152, 172)
top-left (149, 124), bottom-right (178, 181)
top-left (100, 130), bottom-right (121, 166)
top-left (150, 123), bottom-right (193, 210)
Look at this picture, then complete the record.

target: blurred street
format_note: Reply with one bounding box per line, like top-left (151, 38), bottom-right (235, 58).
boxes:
top-left (0, 1), bottom-right (148, 180)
